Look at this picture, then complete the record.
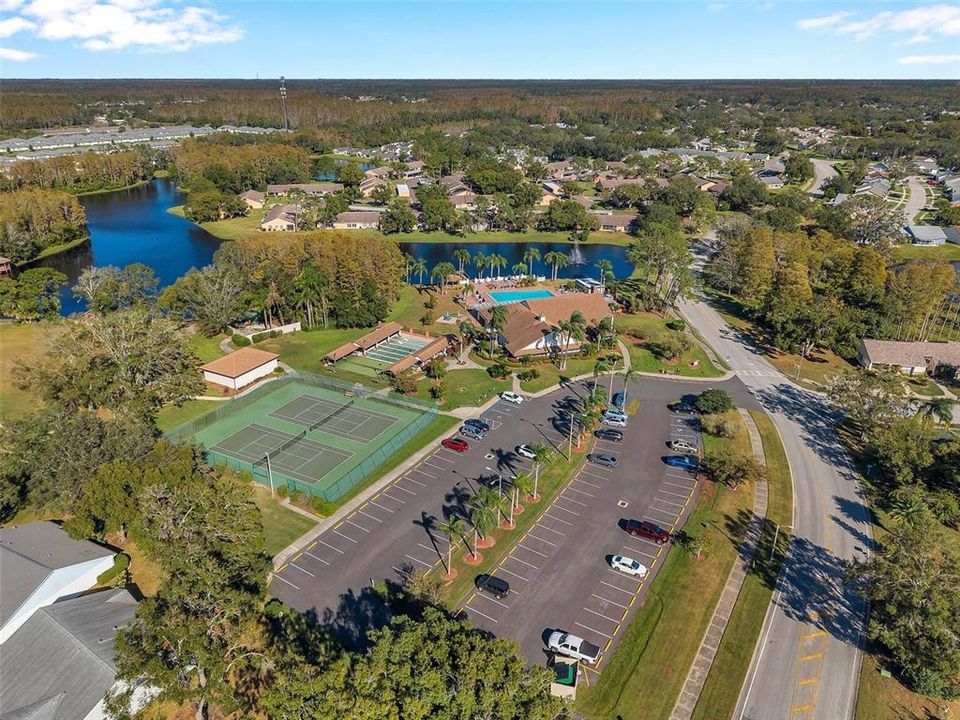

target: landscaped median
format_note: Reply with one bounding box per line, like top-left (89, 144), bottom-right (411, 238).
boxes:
top-left (574, 411), bottom-right (757, 720)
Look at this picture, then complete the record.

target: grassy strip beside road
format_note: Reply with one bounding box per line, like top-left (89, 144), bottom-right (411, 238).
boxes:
top-left (440, 447), bottom-right (586, 608)
top-left (251, 485), bottom-right (319, 557)
top-left (690, 411), bottom-right (794, 720)
top-left (575, 412), bottom-right (755, 720)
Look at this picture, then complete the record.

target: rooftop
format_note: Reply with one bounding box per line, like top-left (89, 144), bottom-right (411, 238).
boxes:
top-left (200, 347), bottom-right (279, 379)
top-left (861, 339), bottom-right (960, 368)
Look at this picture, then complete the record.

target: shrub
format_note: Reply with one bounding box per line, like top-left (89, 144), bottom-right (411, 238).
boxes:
top-left (928, 489), bottom-right (960, 528)
top-left (517, 369), bottom-right (540, 382)
top-left (424, 358), bottom-right (446, 380)
top-left (705, 449), bottom-right (765, 488)
top-left (276, 485), bottom-right (289, 499)
top-left (666, 319), bottom-right (686, 332)
top-left (429, 381), bottom-right (446, 400)
top-left (232, 334), bottom-right (251, 347)
top-left (390, 370), bottom-right (418, 394)
top-left (311, 497), bottom-right (337, 516)
top-left (251, 331), bottom-right (268, 343)
top-left (420, 312), bottom-right (435, 326)
top-left (701, 414), bottom-right (736, 438)
top-left (424, 295), bottom-right (437, 310)
top-left (697, 388), bottom-right (734, 414)
top-left (487, 362), bottom-right (510, 379)
top-left (96, 553), bottom-right (130, 585)
top-left (650, 332), bottom-right (692, 360)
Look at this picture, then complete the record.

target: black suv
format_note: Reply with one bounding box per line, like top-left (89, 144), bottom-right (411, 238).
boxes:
top-left (465, 418), bottom-right (491, 432)
top-left (595, 429), bottom-right (624, 442)
top-left (476, 574), bottom-right (510, 599)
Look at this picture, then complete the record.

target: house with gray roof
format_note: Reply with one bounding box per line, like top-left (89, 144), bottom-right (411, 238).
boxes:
top-left (904, 224), bottom-right (947, 246)
top-left (0, 589), bottom-right (138, 720)
top-left (0, 522), bottom-right (116, 643)
top-left (857, 339), bottom-right (960, 376)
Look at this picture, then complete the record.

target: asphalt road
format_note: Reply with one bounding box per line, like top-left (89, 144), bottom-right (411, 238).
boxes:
top-left (678, 292), bottom-right (872, 720)
top-left (809, 159), bottom-right (838, 198)
top-left (903, 176), bottom-right (927, 224)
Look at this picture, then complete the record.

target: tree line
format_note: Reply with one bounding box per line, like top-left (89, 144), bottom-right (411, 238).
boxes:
top-left (0, 187), bottom-right (88, 263)
top-left (0, 148), bottom-right (156, 194)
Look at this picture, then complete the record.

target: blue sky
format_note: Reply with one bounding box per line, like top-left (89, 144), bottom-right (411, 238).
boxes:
top-left (1, 1), bottom-right (958, 78)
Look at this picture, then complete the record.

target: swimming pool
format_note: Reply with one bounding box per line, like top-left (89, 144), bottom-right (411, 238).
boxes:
top-left (489, 289), bottom-right (555, 304)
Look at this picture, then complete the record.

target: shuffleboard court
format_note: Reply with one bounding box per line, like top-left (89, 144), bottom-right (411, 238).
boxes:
top-left (269, 393), bottom-right (399, 444)
top-left (210, 423), bottom-right (352, 486)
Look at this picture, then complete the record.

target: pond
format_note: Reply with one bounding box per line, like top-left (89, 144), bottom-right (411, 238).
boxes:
top-left (37, 179), bottom-right (223, 315)
top-left (397, 240), bottom-right (634, 281)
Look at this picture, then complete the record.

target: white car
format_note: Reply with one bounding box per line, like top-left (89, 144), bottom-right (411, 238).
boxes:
top-left (501, 391), bottom-right (524, 405)
top-left (603, 415), bottom-right (627, 428)
top-left (670, 439), bottom-right (698, 454)
top-left (516, 444), bottom-right (536, 459)
top-left (610, 555), bottom-right (648, 578)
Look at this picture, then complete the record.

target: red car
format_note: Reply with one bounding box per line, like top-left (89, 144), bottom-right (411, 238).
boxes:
top-left (625, 519), bottom-right (670, 544)
top-left (442, 437), bottom-right (469, 453)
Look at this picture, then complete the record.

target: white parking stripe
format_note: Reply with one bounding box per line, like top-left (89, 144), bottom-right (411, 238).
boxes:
top-left (566, 486), bottom-right (595, 498)
top-left (536, 523), bottom-right (566, 536)
top-left (656, 488), bottom-right (691, 499)
top-left (645, 509), bottom-right (678, 523)
top-left (380, 491), bottom-right (406, 504)
top-left (332, 529), bottom-right (358, 543)
top-left (463, 605), bottom-right (499, 623)
top-left (290, 563), bottom-right (315, 577)
top-left (422, 461), bottom-right (447, 472)
top-left (344, 519), bottom-right (370, 533)
top-left (406, 474), bottom-right (429, 485)
top-left (580, 469), bottom-right (610, 480)
top-left (583, 607), bottom-right (621, 624)
top-left (304, 551), bottom-right (329, 565)
top-left (663, 480), bottom-right (695, 490)
top-left (272, 574), bottom-right (300, 590)
top-left (368, 499), bottom-right (395, 513)
top-left (574, 621), bottom-right (612, 639)
top-left (317, 539), bottom-right (345, 554)
top-left (498, 566), bottom-right (530, 582)
top-left (559, 494), bottom-right (588, 507)
top-left (600, 580), bottom-right (636, 595)
top-left (405, 554), bottom-right (432, 568)
top-left (392, 484), bottom-right (417, 496)
top-left (418, 542), bottom-right (446, 555)
top-left (552, 504), bottom-right (580, 516)
top-left (474, 593), bottom-right (510, 609)
top-left (525, 532), bottom-right (558, 547)
top-left (432, 454), bottom-right (456, 463)
top-left (545, 510), bottom-right (576, 523)
top-left (575, 477), bottom-right (602, 490)
top-left (622, 546), bottom-right (657, 561)
top-left (508, 555), bottom-right (539, 570)
top-left (518, 543), bottom-right (549, 558)
top-left (652, 497), bottom-right (686, 509)
top-left (356, 509), bottom-right (383, 523)
top-left (592, 593), bottom-right (629, 610)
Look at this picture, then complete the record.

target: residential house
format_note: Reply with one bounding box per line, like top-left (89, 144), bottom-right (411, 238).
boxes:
top-left (365, 166), bottom-right (393, 180)
top-left (829, 193), bottom-right (852, 207)
top-left (404, 160), bottom-right (424, 178)
top-left (359, 176), bottom-right (387, 197)
top-left (855, 177), bottom-right (891, 199)
top-left (688, 175), bottom-right (716, 192)
top-left (546, 160), bottom-right (571, 179)
top-left (448, 190), bottom-right (477, 211)
top-left (596, 176), bottom-right (647, 192)
top-left (594, 213), bottom-right (636, 233)
top-left (756, 171), bottom-right (785, 189)
top-left (238, 189), bottom-right (265, 209)
top-left (571, 195), bottom-right (596, 209)
top-left (200, 347), bottom-right (279, 390)
top-left (260, 204), bottom-right (301, 231)
top-left (265, 183), bottom-right (343, 197)
top-left (0, 589), bottom-right (141, 720)
top-left (706, 180), bottom-right (728, 198)
top-left (857, 339), bottom-right (960, 377)
top-left (904, 225), bottom-right (947, 246)
top-left (0, 521), bottom-right (116, 643)
top-left (333, 211), bottom-right (381, 230)
top-left (943, 226), bottom-right (960, 245)
top-left (395, 183), bottom-right (411, 199)
top-left (913, 157), bottom-right (939, 176)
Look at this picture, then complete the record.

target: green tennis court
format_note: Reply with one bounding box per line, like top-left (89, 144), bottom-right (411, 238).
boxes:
top-left (175, 378), bottom-right (436, 501)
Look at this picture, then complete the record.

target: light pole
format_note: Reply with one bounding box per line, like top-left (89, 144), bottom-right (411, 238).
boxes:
top-left (771, 524), bottom-right (793, 562)
top-left (279, 76), bottom-right (289, 132)
top-left (485, 466), bottom-right (504, 524)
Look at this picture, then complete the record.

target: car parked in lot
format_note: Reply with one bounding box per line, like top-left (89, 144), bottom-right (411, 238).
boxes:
top-left (441, 437), bottom-right (469, 453)
top-left (460, 425), bottom-right (486, 440)
top-left (625, 519), bottom-right (671, 544)
top-left (669, 401), bottom-right (697, 414)
top-left (665, 454), bottom-right (699, 471)
top-left (602, 414), bottom-right (627, 428)
top-left (595, 429), bottom-right (623, 442)
top-left (587, 452), bottom-right (618, 468)
top-left (464, 418), bottom-right (491, 432)
top-left (501, 391), bottom-right (524, 405)
top-left (669, 439), bottom-right (698, 454)
top-left (611, 392), bottom-right (625, 408)
top-left (610, 555), bottom-right (648, 577)
top-left (475, 573), bottom-right (510, 599)
top-left (547, 631), bottom-right (601, 665)
top-left (516, 444), bottom-right (536, 459)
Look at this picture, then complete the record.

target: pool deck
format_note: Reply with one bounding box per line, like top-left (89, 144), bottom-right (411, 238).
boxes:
top-left (465, 281), bottom-right (557, 310)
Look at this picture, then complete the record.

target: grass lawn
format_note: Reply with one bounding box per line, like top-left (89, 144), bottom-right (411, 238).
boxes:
top-left (616, 313), bottom-right (725, 379)
top-left (0, 321), bottom-right (62, 420)
top-left (857, 652), bottom-right (960, 720)
top-left (256, 327), bottom-right (373, 374)
top-left (575, 412), bottom-right (756, 720)
top-left (414, 368), bottom-right (507, 410)
top-left (893, 243), bottom-right (960, 262)
top-left (156, 399), bottom-right (218, 433)
top-left (183, 328), bottom-right (227, 363)
top-left (690, 411), bottom-right (794, 720)
top-left (388, 284), bottom-right (468, 338)
top-left (251, 485), bottom-right (318, 557)
top-left (905, 375), bottom-right (944, 397)
top-left (518, 354), bottom-right (607, 394)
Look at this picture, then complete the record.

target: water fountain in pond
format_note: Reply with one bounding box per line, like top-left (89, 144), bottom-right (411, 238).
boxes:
top-left (568, 237), bottom-right (586, 266)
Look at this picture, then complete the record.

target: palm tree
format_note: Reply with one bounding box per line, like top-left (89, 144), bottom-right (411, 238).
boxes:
top-left (473, 252), bottom-right (488, 281)
top-left (469, 488), bottom-right (499, 549)
top-left (292, 263), bottom-right (323, 328)
top-left (622, 366), bottom-right (638, 408)
top-left (596, 315), bottom-right (615, 352)
top-left (412, 258), bottom-right (427, 286)
top-left (594, 357), bottom-right (615, 401)
top-left (488, 253), bottom-right (508, 279)
top-left (489, 305), bottom-right (508, 356)
top-left (402, 253), bottom-right (415, 283)
top-left (511, 473), bottom-right (534, 523)
top-left (919, 397), bottom-right (954, 427)
top-left (528, 442), bottom-right (551, 500)
top-left (889, 487), bottom-right (929, 527)
top-left (523, 247), bottom-right (541, 276)
top-left (596, 259), bottom-right (613, 288)
top-left (512, 262), bottom-right (527, 277)
top-left (439, 515), bottom-right (466, 576)
top-left (545, 250), bottom-right (568, 282)
top-left (453, 248), bottom-right (471, 277)
top-left (561, 311), bottom-right (586, 369)
top-left (431, 261), bottom-right (456, 294)
top-left (458, 320), bottom-right (473, 364)
top-left (264, 282), bottom-right (284, 328)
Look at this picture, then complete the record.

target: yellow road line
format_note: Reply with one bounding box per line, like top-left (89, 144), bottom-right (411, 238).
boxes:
top-left (803, 630), bottom-right (827, 640)
top-left (799, 652), bottom-right (824, 662)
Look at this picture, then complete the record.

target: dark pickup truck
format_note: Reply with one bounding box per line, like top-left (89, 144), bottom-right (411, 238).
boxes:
top-left (625, 519), bottom-right (671, 544)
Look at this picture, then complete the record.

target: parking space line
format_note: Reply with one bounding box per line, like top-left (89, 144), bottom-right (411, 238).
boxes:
top-left (498, 566), bottom-right (530, 582)
top-left (574, 621), bottom-right (612, 639)
top-left (552, 504), bottom-right (580, 516)
top-left (645, 507), bottom-right (677, 521)
top-left (473, 593), bottom-right (510, 609)
top-left (405, 554), bottom-right (432, 568)
top-left (544, 512), bottom-right (575, 525)
top-left (536, 523), bottom-right (566, 536)
top-left (317, 539), bottom-right (345, 554)
top-left (431, 454), bottom-right (456, 464)
top-left (574, 477), bottom-right (602, 490)
top-left (290, 563), bottom-right (315, 577)
top-left (508, 555), bottom-right (539, 570)
top-left (303, 551), bottom-right (329, 565)
top-left (380, 491), bottom-right (406, 504)
top-left (656, 488), bottom-right (691, 499)
top-left (624, 535), bottom-right (664, 550)
top-left (406, 474), bottom-right (429, 485)
top-left (580, 470), bottom-right (610, 481)
top-left (652, 497), bottom-right (686, 509)
top-left (272, 574), bottom-right (300, 590)
top-left (344, 519), bottom-right (370, 533)
top-left (600, 580), bottom-right (636, 595)
top-left (518, 543), bottom-right (549, 558)
top-left (525, 532), bottom-right (558, 547)
top-left (463, 605), bottom-right (499, 623)
top-left (368, 499), bottom-right (395, 513)
top-left (663, 480), bottom-right (695, 490)
top-left (559, 494), bottom-right (588, 507)
top-left (422, 461), bottom-right (447, 472)
top-left (583, 607), bottom-right (621, 624)
top-left (418, 542), bottom-right (445, 555)
top-left (665, 472), bottom-right (695, 481)
top-left (592, 593), bottom-right (629, 610)
top-left (356, 509), bottom-right (383, 523)
top-left (566, 486), bottom-right (595, 498)
top-left (392, 484), bottom-right (417, 496)
top-left (332, 529), bottom-right (358, 543)
top-left (622, 546), bottom-right (657, 561)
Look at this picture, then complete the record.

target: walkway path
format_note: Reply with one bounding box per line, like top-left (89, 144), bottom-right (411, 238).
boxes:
top-left (670, 409), bottom-right (769, 720)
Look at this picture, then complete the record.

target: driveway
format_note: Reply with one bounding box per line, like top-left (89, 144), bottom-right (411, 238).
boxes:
top-left (902, 176), bottom-right (927, 224)
top-left (809, 159), bottom-right (838, 198)
top-left (678, 293), bottom-right (871, 720)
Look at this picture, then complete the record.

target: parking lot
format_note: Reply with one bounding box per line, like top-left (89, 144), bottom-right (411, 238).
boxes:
top-left (268, 375), bottom-right (758, 664)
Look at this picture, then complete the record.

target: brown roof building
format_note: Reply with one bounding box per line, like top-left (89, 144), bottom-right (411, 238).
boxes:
top-left (857, 339), bottom-right (960, 376)
top-left (265, 183), bottom-right (344, 196)
top-left (201, 348), bottom-right (279, 379)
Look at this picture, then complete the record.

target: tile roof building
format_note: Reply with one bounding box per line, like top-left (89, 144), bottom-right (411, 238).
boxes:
top-left (857, 339), bottom-right (960, 376)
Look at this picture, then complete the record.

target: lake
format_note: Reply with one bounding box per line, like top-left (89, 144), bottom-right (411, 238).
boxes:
top-left (397, 241), bottom-right (633, 281)
top-left (39, 179), bottom-right (223, 315)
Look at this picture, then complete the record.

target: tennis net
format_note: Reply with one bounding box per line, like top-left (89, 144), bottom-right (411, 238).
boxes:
top-left (309, 398), bottom-right (354, 432)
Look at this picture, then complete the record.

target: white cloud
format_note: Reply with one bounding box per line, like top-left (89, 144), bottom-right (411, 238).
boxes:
top-left (796, 11), bottom-right (853, 30)
top-left (0, 0), bottom-right (24, 10)
top-left (898, 53), bottom-right (960, 64)
top-left (1, 0), bottom-right (243, 53)
top-left (0, 45), bottom-right (36, 59)
top-left (0, 15), bottom-right (32, 36)
top-left (797, 4), bottom-right (960, 41)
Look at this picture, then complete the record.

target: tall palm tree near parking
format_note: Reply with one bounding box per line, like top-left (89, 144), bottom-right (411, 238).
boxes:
top-left (469, 488), bottom-right (499, 551)
top-left (561, 311), bottom-right (586, 369)
top-left (529, 442), bottom-right (551, 500)
top-left (488, 253), bottom-right (508, 279)
top-left (594, 357), bottom-right (616, 401)
top-left (453, 248), bottom-right (471, 277)
top-left (439, 515), bottom-right (466, 575)
top-left (473, 252), bottom-right (488, 281)
top-left (523, 248), bottom-right (541, 276)
top-left (622, 366), bottom-right (638, 407)
top-left (489, 305), bottom-right (508, 356)
top-left (264, 281), bottom-right (284, 327)
top-left (412, 258), bottom-right (427, 287)
top-left (545, 250), bottom-right (568, 282)
top-left (511, 473), bottom-right (534, 525)
top-left (596, 315), bottom-right (615, 352)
